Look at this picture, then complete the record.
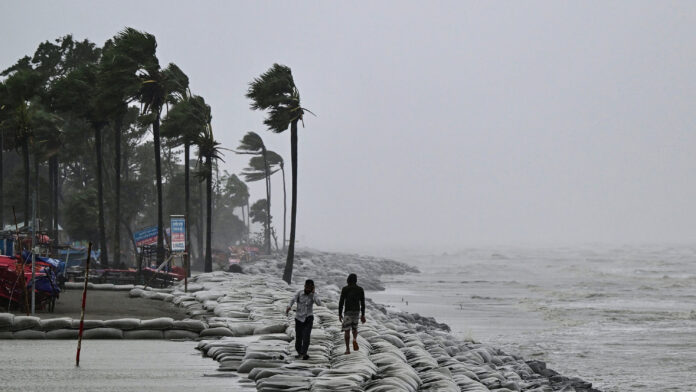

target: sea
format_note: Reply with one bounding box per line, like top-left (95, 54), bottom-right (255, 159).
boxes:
top-left (369, 244), bottom-right (696, 392)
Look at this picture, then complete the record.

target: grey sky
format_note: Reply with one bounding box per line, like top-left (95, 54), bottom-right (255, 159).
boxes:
top-left (2, 1), bottom-right (695, 253)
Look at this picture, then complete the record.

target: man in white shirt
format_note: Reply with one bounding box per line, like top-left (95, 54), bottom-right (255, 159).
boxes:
top-left (286, 279), bottom-right (322, 359)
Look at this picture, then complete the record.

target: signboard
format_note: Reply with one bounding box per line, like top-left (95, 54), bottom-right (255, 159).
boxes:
top-left (170, 216), bottom-right (186, 252)
top-left (134, 226), bottom-right (158, 247)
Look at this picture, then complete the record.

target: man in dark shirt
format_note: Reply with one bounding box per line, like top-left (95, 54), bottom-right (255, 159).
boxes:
top-left (338, 273), bottom-right (366, 354)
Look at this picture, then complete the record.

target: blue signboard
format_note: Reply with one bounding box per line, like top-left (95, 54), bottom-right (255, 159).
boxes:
top-left (134, 226), bottom-right (158, 247)
top-left (170, 217), bottom-right (186, 252)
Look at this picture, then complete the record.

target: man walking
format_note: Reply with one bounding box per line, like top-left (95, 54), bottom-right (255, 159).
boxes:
top-left (338, 273), bottom-right (366, 355)
top-left (286, 279), bottom-right (322, 360)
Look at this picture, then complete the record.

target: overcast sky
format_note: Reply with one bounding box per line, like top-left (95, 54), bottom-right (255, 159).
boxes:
top-left (2, 1), bottom-right (695, 254)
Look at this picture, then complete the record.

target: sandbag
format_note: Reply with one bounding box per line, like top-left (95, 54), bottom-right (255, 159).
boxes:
top-left (227, 323), bottom-right (257, 336)
top-left (91, 283), bottom-right (115, 290)
top-left (172, 319), bottom-right (206, 332)
top-left (11, 316), bottom-right (41, 331)
top-left (104, 318), bottom-right (141, 330)
top-left (0, 313), bottom-right (14, 331)
top-left (13, 330), bottom-right (46, 339)
top-left (164, 329), bottom-right (200, 340)
top-left (139, 317), bottom-right (174, 330)
top-left (71, 319), bottom-right (105, 329)
top-left (41, 318), bottom-right (73, 331)
top-left (199, 327), bottom-right (234, 337)
top-left (124, 329), bottom-right (164, 339)
top-left (46, 329), bottom-right (79, 339)
top-left (253, 323), bottom-right (288, 335)
top-left (0, 331), bottom-right (13, 339)
top-left (237, 359), bottom-right (284, 374)
top-left (83, 327), bottom-right (123, 339)
top-left (129, 288), bottom-right (145, 298)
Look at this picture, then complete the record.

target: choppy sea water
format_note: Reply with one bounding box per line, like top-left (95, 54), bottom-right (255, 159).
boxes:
top-left (0, 340), bottom-right (253, 392)
top-left (369, 245), bottom-right (696, 392)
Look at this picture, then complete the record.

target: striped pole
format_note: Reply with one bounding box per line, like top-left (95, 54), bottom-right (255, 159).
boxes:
top-left (76, 242), bottom-right (92, 367)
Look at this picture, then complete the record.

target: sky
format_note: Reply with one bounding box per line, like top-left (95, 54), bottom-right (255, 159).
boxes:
top-left (2, 1), bottom-right (695, 254)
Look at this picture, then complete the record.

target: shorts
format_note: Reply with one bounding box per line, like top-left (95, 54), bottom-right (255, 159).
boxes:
top-left (342, 311), bottom-right (360, 331)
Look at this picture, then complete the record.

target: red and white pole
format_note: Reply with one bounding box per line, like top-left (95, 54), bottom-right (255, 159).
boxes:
top-left (75, 242), bottom-right (92, 367)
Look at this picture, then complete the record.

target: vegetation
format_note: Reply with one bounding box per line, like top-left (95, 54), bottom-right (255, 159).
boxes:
top-left (0, 30), bottom-right (305, 280)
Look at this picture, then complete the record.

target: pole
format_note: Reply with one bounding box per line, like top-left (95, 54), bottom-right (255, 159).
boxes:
top-left (76, 242), bottom-right (92, 367)
top-left (63, 248), bottom-right (70, 279)
top-left (31, 192), bottom-right (36, 314)
top-left (184, 215), bottom-right (188, 293)
top-left (12, 207), bottom-right (29, 315)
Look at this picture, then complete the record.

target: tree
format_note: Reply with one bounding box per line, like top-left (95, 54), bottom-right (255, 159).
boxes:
top-left (222, 173), bottom-right (249, 236)
top-left (1, 58), bottom-right (43, 227)
top-left (98, 30), bottom-right (154, 266)
top-left (124, 27), bottom-right (188, 264)
top-left (246, 64), bottom-right (311, 284)
top-left (161, 94), bottom-right (207, 270)
top-left (190, 97), bottom-right (221, 272)
top-left (236, 131), bottom-right (272, 254)
top-left (265, 151), bottom-right (286, 251)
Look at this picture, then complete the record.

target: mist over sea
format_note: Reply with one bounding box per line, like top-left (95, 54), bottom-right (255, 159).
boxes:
top-left (369, 245), bottom-right (696, 392)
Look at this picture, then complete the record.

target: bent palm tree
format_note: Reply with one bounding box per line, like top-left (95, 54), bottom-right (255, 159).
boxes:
top-left (264, 151), bottom-right (286, 252)
top-left (236, 131), bottom-right (272, 254)
top-left (161, 94), bottom-right (207, 271)
top-left (247, 64), bottom-right (310, 284)
top-left (241, 154), bottom-right (279, 254)
top-left (130, 36), bottom-right (188, 263)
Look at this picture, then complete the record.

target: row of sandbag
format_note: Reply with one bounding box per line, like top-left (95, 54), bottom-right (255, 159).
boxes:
top-left (0, 313), bottom-right (205, 339)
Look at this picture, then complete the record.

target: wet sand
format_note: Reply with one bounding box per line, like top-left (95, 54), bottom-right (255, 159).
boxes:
top-left (8, 289), bottom-right (188, 320)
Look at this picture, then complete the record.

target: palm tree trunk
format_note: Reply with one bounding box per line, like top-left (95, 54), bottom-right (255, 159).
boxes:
top-left (153, 111), bottom-right (164, 264)
top-left (204, 155), bottom-right (212, 272)
top-left (52, 156), bottom-right (58, 242)
top-left (198, 166), bottom-right (204, 267)
top-left (246, 198), bottom-right (250, 249)
top-left (282, 120), bottom-right (299, 284)
top-left (113, 116), bottom-right (122, 267)
top-left (281, 164), bottom-right (287, 252)
top-left (261, 148), bottom-right (271, 255)
top-left (184, 141), bottom-right (191, 277)
top-left (22, 138), bottom-right (29, 228)
top-left (95, 125), bottom-right (108, 268)
top-left (48, 157), bottom-right (54, 240)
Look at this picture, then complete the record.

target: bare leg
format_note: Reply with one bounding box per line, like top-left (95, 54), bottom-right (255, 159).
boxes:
top-left (352, 329), bottom-right (359, 351)
top-left (344, 330), bottom-right (351, 354)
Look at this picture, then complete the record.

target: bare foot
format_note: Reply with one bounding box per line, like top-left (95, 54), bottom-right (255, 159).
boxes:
top-left (353, 340), bottom-right (359, 351)
top-left (344, 349), bottom-right (350, 355)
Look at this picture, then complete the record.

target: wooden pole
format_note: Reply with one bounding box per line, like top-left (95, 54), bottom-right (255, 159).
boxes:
top-left (76, 242), bottom-right (92, 367)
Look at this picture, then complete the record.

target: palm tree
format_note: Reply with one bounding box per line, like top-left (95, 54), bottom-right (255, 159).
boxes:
top-left (125, 28), bottom-right (187, 264)
top-left (241, 153), bottom-right (283, 254)
top-left (191, 100), bottom-right (221, 272)
top-left (236, 131), bottom-right (272, 254)
top-left (222, 173), bottom-right (249, 232)
top-left (265, 151), bottom-right (286, 251)
top-left (249, 198), bottom-right (271, 247)
top-left (98, 31), bottom-right (153, 267)
top-left (246, 64), bottom-right (310, 284)
top-left (1, 59), bottom-right (42, 227)
top-left (161, 94), bottom-right (208, 272)
top-left (49, 62), bottom-right (110, 265)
